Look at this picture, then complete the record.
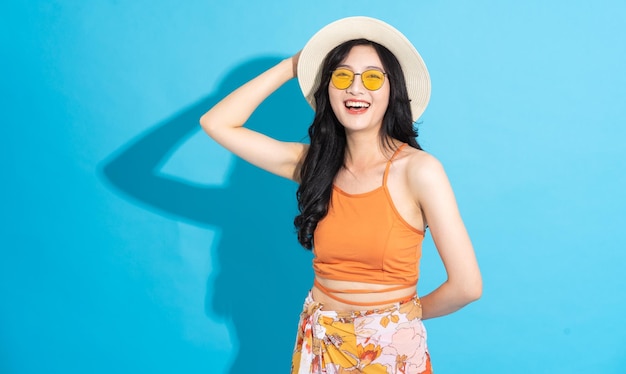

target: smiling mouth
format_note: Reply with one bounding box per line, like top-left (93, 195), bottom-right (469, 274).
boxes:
top-left (345, 100), bottom-right (370, 109)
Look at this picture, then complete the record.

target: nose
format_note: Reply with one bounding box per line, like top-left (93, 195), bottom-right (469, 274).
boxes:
top-left (346, 73), bottom-right (365, 94)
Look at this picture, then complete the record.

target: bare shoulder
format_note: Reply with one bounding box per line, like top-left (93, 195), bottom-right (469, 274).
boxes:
top-left (404, 149), bottom-right (445, 181)
top-left (400, 149), bottom-right (452, 203)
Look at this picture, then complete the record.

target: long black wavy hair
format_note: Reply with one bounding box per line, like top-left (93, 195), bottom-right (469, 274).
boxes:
top-left (294, 39), bottom-right (422, 249)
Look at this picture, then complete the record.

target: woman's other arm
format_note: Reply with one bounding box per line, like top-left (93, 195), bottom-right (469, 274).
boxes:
top-left (408, 153), bottom-right (482, 320)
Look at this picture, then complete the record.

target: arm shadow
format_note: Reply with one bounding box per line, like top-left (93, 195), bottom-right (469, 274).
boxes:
top-left (98, 56), bottom-right (314, 373)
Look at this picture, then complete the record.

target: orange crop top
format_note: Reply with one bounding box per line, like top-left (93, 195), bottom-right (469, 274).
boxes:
top-left (313, 144), bottom-right (425, 305)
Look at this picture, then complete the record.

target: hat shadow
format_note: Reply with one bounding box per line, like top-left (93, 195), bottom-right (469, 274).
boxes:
top-left (99, 56), bottom-right (313, 373)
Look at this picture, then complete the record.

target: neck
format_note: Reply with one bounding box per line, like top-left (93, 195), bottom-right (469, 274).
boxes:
top-left (344, 133), bottom-right (395, 169)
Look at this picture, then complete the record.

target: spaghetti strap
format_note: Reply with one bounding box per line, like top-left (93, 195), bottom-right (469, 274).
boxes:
top-left (383, 143), bottom-right (407, 186)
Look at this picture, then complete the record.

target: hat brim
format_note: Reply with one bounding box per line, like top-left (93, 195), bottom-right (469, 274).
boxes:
top-left (297, 16), bottom-right (431, 122)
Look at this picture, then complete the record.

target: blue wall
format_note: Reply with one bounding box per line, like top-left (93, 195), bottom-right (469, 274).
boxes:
top-left (2, 1), bottom-right (625, 373)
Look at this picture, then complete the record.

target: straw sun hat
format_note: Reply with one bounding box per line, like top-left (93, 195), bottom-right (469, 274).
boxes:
top-left (297, 16), bottom-right (431, 122)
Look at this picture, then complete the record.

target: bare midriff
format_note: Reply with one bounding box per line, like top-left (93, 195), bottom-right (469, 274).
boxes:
top-left (311, 276), bottom-right (417, 311)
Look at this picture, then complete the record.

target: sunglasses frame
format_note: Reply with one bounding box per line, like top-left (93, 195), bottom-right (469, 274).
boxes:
top-left (330, 68), bottom-right (387, 91)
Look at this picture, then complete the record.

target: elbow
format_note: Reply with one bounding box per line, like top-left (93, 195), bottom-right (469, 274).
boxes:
top-left (462, 277), bottom-right (482, 303)
top-left (199, 112), bottom-right (214, 135)
top-left (466, 284), bottom-right (482, 303)
top-left (450, 276), bottom-right (482, 305)
top-left (199, 110), bottom-right (238, 140)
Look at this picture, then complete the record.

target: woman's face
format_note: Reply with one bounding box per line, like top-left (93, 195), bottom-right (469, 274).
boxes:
top-left (328, 45), bottom-right (390, 134)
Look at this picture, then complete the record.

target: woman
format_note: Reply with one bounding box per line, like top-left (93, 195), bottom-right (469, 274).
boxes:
top-left (200, 16), bottom-right (481, 374)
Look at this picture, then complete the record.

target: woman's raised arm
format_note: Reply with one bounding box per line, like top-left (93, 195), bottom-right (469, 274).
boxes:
top-left (200, 53), bottom-right (307, 181)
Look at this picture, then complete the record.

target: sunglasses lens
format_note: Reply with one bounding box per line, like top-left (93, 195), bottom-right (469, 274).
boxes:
top-left (362, 70), bottom-right (385, 90)
top-left (331, 69), bottom-right (386, 91)
top-left (331, 68), bottom-right (354, 90)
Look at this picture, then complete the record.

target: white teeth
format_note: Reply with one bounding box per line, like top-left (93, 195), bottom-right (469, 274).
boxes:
top-left (345, 101), bottom-right (370, 108)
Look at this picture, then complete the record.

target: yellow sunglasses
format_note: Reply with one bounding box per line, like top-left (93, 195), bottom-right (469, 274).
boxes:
top-left (330, 68), bottom-right (387, 91)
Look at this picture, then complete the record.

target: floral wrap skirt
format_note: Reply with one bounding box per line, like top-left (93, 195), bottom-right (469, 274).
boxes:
top-left (291, 292), bottom-right (432, 374)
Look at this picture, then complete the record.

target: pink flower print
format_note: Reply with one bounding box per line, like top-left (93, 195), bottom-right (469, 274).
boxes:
top-left (381, 322), bottom-right (427, 374)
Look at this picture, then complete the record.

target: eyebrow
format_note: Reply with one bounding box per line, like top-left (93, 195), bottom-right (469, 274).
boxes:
top-left (336, 64), bottom-right (384, 71)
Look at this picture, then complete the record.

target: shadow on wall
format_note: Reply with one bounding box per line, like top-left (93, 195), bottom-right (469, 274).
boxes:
top-left (99, 57), bottom-right (314, 373)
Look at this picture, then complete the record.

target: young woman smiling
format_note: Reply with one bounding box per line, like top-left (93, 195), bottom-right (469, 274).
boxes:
top-left (200, 16), bottom-right (481, 374)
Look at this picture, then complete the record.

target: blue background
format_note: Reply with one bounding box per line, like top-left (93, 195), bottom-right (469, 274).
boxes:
top-left (2, 1), bottom-right (625, 373)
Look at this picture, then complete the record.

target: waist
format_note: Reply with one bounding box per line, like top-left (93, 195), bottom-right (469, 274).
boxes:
top-left (312, 277), bottom-right (417, 311)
